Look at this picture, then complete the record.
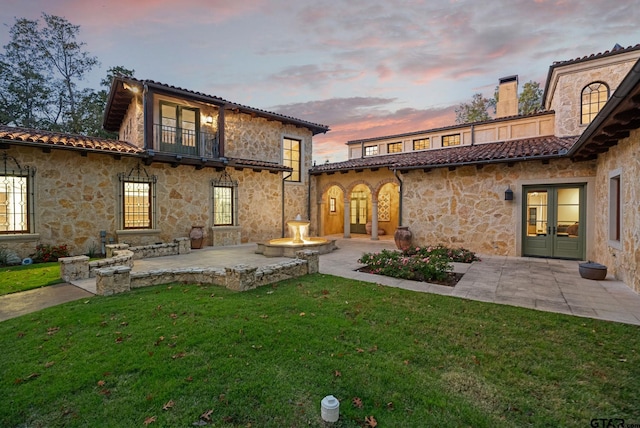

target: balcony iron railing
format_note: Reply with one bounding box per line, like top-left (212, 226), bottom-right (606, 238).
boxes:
top-left (155, 124), bottom-right (219, 158)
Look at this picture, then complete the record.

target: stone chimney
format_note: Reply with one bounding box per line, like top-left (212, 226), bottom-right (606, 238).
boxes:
top-left (496, 75), bottom-right (518, 118)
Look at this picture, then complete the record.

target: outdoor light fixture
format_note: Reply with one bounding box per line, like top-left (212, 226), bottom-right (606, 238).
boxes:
top-left (205, 115), bottom-right (213, 124)
top-left (122, 82), bottom-right (139, 93)
top-left (505, 185), bottom-right (514, 201)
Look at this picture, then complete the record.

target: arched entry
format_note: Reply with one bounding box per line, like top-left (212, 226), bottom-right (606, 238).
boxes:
top-left (350, 184), bottom-right (369, 234)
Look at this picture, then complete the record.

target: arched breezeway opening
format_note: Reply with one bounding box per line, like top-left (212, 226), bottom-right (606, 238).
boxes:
top-left (319, 178), bottom-right (399, 240)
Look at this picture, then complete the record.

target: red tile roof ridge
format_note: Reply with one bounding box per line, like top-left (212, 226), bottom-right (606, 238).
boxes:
top-left (312, 135), bottom-right (579, 173)
top-left (0, 124), bottom-right (143, 154)
top-left (552, 43), bottom-right (640, 67)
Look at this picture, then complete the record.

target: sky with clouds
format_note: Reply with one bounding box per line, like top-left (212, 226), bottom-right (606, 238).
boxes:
top-left (1, 0), bottom-right (639, 162)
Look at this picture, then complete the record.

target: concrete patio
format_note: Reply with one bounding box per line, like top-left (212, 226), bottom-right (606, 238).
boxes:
top-left (2, 236), bottom-right (639, 325)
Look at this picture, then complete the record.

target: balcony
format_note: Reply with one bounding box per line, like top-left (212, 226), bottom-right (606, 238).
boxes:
top-left (155, 124), bottom-right (219, 158)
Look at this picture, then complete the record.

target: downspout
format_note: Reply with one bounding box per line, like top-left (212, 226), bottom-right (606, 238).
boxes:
top-left (471, 124), bottom-right (475, 146)
top-left (282, 172), bottom-right (292, 238)
top-left (393, 169), bottom-right (403, 227)
top-left (142, 82), bottom-right (149, 149)
top-left (307, 169), bottom-right (312, 221)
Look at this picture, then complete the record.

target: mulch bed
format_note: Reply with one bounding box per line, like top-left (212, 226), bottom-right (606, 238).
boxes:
top-left (356, 267), bottom-right (463, 287)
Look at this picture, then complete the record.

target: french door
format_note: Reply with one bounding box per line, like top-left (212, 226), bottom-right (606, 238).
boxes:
top-left (350, 191), bottom-right (368, 234)
top-left (522, 185), bottom-right (585, 259)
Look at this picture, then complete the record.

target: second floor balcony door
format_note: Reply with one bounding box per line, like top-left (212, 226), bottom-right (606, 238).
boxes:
top-left (160, 102), bottom-right (199, 156)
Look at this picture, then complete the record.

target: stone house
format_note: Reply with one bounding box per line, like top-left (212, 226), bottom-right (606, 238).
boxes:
top-left (310, 44), bottom-right (640, 292)
top-left (1, 43), bottom-right (639, 294)
top-left (0, 76), bottom-right (328, 258)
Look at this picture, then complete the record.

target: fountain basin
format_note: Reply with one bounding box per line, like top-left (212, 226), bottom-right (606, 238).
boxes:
top-left (255, 238), bottom-right (337, 258)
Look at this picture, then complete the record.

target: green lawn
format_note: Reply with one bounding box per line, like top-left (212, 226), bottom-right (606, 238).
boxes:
top-left (0, 262), bottom-right (63, 296)
top-left (1, 274), bottom-right (638, 427)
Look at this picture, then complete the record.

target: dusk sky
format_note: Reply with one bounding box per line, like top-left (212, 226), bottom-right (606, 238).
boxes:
top-left (1, 0), bottom-right (639, 162)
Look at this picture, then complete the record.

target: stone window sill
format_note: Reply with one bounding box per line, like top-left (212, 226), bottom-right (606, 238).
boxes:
top-left (0, 233), bottom-right (40, 242)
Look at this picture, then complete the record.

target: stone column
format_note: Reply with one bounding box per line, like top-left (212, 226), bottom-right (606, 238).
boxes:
top-left (317, 199), bottom-right (325, 237)
top-left (59, 255), bottom-right (90, 281)
top-left (371, 198), bottom-right (379, 241)
top-left (175, 237), bottom-right (191, 254)
top-left (96, 266), bottom-right (131, 296)
top-left (105, 244), bottom-right (129, 258)
top-left (343, 198), bottom-right (351, 238)
top-left (296, 250), bottom-right (319, 274)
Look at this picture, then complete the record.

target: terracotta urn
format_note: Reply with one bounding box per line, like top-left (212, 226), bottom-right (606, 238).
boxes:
top-left (365, 222), bottom-right (372, 235)
top-left (190, 226), bottom-right (205, 249)
top-left (394, 226), bottom-right (412, 251)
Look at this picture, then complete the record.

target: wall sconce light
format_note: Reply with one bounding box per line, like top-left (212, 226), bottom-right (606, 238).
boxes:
top-left (504, 185), bottom-right (514, 201)
top-left (205, 115), bottom-right (213, 124)
top-left (122, 82), bottom-right (139, 93)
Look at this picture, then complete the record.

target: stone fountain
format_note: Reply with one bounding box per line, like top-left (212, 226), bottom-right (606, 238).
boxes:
top-left (255, 214), bottom-right (337, 257)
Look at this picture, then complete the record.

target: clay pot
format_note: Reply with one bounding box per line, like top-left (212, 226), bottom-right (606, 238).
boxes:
top-left (190, 226), bottom-right (205, 249)
top-left (394, 226), bottom-right (412, 251)
top-left (365, 222), bottom-right (372, 235)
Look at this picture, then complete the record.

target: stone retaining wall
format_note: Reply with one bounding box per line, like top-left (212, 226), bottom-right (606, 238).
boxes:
top-left (94, 250), bottom-right (319, 296)
top-left (60, 238), bottom-right (190, 282)
top-left (105, 238), bottom-right (190, 259)
top-left (59, 250), bottom-right (134, 282)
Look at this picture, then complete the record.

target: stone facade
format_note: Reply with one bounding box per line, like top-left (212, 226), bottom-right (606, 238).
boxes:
top-left (0, 133), bottom-right (308, 258)
top-left (314, 159), bottom-right (597, 257)
top-left (401, 159), bottom-right (596, 257)
top-left (591, 128), bottom-right (640, 292)
top-left (548, 53), bottom-right (639, 137)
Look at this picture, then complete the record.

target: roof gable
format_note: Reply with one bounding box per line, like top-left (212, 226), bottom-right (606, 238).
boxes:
top-left (103, 77), bottom-right (330, 135)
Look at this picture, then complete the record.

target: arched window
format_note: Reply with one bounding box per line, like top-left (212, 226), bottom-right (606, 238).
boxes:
top-left (581, 82), bottom-right (609, 124)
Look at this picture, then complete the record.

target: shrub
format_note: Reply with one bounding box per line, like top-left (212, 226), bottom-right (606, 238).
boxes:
top-left (33, 244), bottom-right (70, 263)
top-left (0, 245), bottom-right (10, 266)
top-left (404, 245), bottom-right (481, 263)
top-left (358, 248), bottom-right (452, 282)
top-left (358, 245), bottom-right (480, 283)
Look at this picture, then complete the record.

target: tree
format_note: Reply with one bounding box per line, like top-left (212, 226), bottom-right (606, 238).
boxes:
top-left (455, 93), bottom-right (494, 124)
top-left (518, 80), bottom-right (544, 115)
top-left (0, 14), bottom-right (99, 132)
top-left (0, 18), bottom-right (56, 128)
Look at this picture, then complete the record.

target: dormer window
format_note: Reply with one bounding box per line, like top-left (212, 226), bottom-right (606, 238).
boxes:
top-left (364, 146), bottom-right (378, 156)
top-left (387, 142), bottom-right (402, 153)
top-left (581, 82), bottom-right (609, 124)
top-left (442, 134), bottom-right (461, 147)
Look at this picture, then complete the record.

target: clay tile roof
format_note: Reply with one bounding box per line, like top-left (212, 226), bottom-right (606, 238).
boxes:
top-left (551, 43), bottom-right (640, 67)
top-left (227, 157), bottom-right (292, 171)
top-left (0, 124), bottom-right (143, 154)
top-left (311, 136), bottom-right (578, 174)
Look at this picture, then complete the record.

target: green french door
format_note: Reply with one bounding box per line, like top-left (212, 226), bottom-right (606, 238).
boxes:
top-left (350, 191), bottom-right (368, 234)
top-left (522, 185), bottom-right (585, 259)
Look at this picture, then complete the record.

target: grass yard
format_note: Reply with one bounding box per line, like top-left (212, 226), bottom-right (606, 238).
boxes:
top-left (1, 274), bottom-right (638, 427)
top-left (0, 262), bottom-right (63, 296)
